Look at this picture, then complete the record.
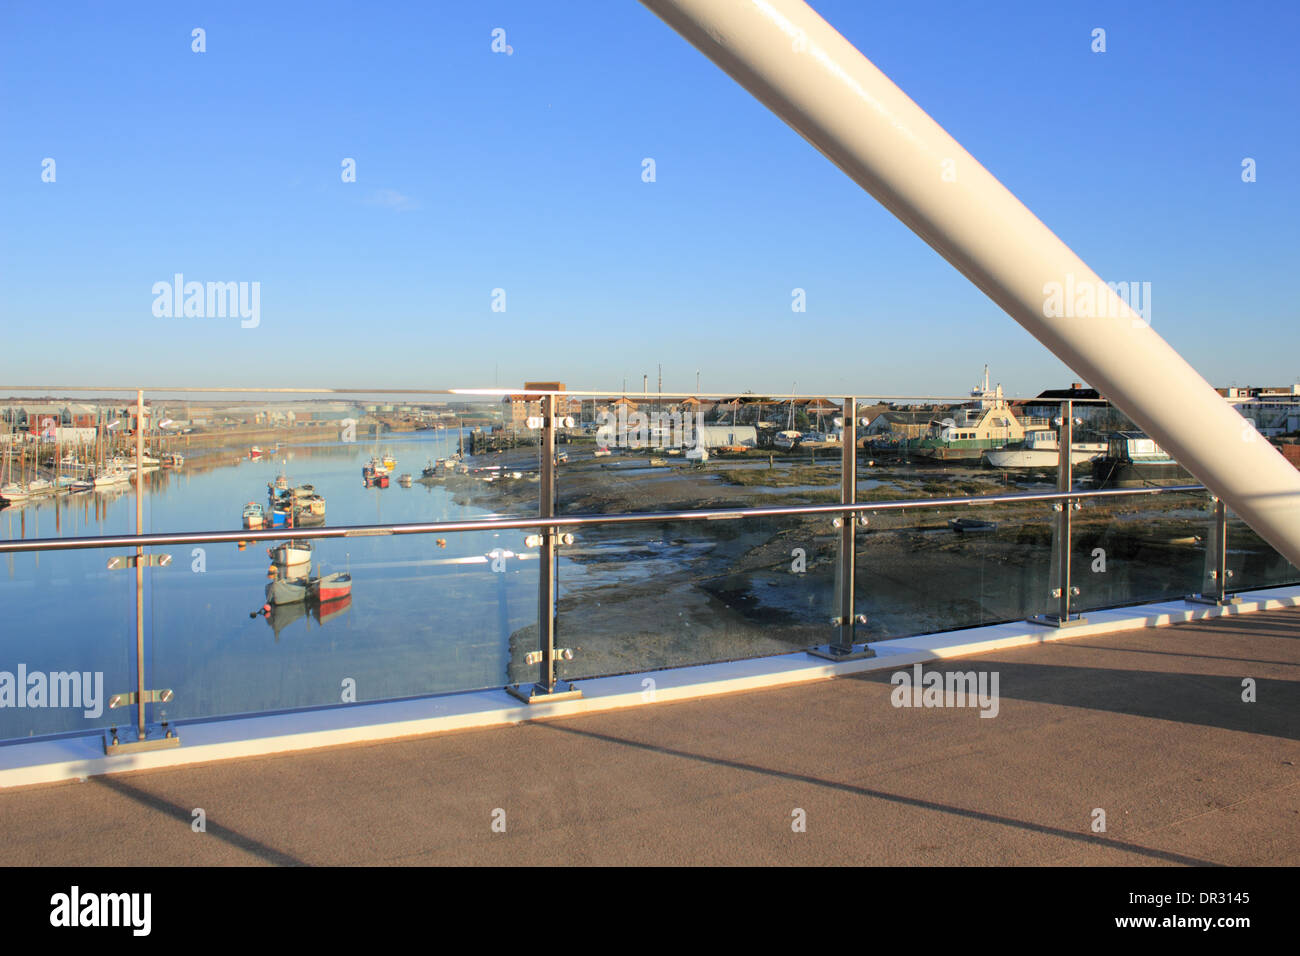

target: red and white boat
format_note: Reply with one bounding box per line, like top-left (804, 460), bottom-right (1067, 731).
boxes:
top-left (309, 572), bottom-right (352, 602)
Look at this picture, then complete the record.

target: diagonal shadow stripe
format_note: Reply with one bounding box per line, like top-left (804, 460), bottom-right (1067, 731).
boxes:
top-left (1063, 643), bottom-right (1298, 668)
top-left (91, 775), bottom-right (306, 866)
top-left (537, 722), bottom-right (1220, 866)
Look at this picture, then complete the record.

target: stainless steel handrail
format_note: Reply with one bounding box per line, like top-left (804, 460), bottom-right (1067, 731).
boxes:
top-left (0, 484), bottom-right (1206, 554)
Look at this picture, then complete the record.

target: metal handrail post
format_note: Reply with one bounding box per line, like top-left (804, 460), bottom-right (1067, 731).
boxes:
top-left (103, 390), bottom-right (180, 753)
top-left (135, 389), bottom-right (145, 739)
top-left (808, 397), bottom-right (873, 660)
top-left (508, 394), bottom-right (581, 703)
top-left (1029, 400), bottom-right (1086, 628)
top-left (1188, 497), bottom-right (1239, 606)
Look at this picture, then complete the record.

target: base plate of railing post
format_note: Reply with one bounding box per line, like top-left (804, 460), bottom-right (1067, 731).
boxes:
top-left (103, 723), bottom-right (181, 755)
top-left (506, 680), bottom-right (582, 704)
top-left (1025, 614), bottom-right (1089, 629)
top-left (1184, 594), bottom-right (1242, 607)
top-left (807, 643), bottom-right (876, 661)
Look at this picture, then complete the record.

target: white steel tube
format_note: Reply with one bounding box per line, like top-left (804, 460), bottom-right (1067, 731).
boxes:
top-left (641, 0), bottom-right (1300, 568)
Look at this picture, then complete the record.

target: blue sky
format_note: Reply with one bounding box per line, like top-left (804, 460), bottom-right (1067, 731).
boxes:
top-left (1, 0), bottom-right (1296, 398)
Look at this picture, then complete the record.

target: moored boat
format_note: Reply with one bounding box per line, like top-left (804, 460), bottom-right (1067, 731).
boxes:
top-left (269, 540), bottom-right (314, 567)
top-left (242, 502), bottom-right (264, 529)
top-left (1091, 432), bottom-right (1191, 487)
top-left (266, 577), bottom-right (308, 605)
top-left (983, 430), bottom-right (1107, 469)
top-left (398, 474), bottom-right (412, 486)
top-left (949, 517), bottom-right (997, 533)
top-left (308, 571), bottom-right (352, 602)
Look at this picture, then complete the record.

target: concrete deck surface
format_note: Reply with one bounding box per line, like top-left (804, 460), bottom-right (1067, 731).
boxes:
top-left (1, 608), bottom-right (1296, 866)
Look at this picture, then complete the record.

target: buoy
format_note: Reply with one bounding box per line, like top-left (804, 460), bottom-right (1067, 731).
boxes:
top-left (436, 538), bottom-right (447, 548)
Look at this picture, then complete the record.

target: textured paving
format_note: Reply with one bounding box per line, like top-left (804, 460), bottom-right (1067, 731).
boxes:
top-left (1, 609), bottom-right (1297, 866)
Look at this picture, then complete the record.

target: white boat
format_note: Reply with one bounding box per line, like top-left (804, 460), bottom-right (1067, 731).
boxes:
top-left (269, 540), bottom-right (314, 567)
top-left (685, 446), bottom-right (709, 462)
top-left (983, 430), bottom-right (1106, 469)
top-left (773, 430), bottom-right (802, 450)
top-left (0, 483), bottom-right (30, 503)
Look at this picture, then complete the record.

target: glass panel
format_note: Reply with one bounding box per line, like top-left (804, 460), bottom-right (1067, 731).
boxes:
top-left (0, 498), bottom-right (134, 741)
top-left (553, 511), bottom-right (838, 680)
top-left (1070, 489), bottom-right (1211, 612)
top-left (148, 417), bottom-right (537, 724)
top-left (1225, 512), bottom-right (1300, 594)
top-left (549, 393), bottom-right (843, 679)
top-left (856, 501), bottom-right (1055, 638)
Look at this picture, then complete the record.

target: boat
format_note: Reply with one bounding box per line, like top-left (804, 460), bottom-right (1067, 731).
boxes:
top-left (266, 577), bottom-right (308, 605)
top-left (0, 482), bottom-right (30, 503)
top-left (649, 457), bottom-right (668, 467)
top-left (242, 502), bottom-right (264, 529)
top-left (398, 473), bottom-right (412, 486)
top-left (269, 540), bottom-right (314, 567)
top-left (1091, 432), bottom-right (1191, 487)
top-left (162, 453), bottom-right (184, 468)
top-left (593, 446), bottom-right (611, 458)
top-left (382, 453), bottom-right (396, 471)
top-left (274, 472), bottom-right (289, 490)
top-left (249, 446), bottom-right (263, 459)
top-left (910, 365), bottom-right (1034, 460)
top-left (949, 517), bottom-right (997, 533)
top-left (377, 473), bottom-right (389, 488)
top-left (773, 430), bottom-right (803, 450)
top-left (685, 446), bottom-right (710, 462)
top-left (308, 571), bottom-right (352, 602)
top-left (270, 505), bottom-right (290, 527)
top-left (983, 430), bottom-right (1107, 469)
top-left (421, 460), bottom-right (439, 478)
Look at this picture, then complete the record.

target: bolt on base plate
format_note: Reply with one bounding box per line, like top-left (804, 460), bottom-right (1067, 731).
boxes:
top-left (1025, 614), bottom-right (1089, 629)
top-left (506, 680), bottom-right (583, 704)
top-left (807, 643), bottom-right (876, 662)
top-left (1184, 594), bottom-right (1243, 607)
top-left (104, 724), bottom-right (181, 755)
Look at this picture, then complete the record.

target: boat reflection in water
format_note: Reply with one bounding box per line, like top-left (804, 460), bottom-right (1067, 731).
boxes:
top-left (258, 590), bottom-right (353, 640)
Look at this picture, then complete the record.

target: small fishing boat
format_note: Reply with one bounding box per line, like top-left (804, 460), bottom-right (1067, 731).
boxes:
top-left (593, 446), bottom-right (611, 458)
top-left (398, 473), bottom-right (412, 486)
top-left (249, 446), bottom-right (263, 460)
top-left (269, 540), bottom-right (313, 566)
top-left (949, 517), bottom-right (997, 533)
top-left (308, 571), bottom-right (352, 602)
top-left (270, 505), bottom-right (290, 527)
top-left (274, 472), bottom-right (289, 490)
top-left (649, 457), bottom-right (668, 467)
top-left (382, 453), bottom-right (396, 471)
top-left (162, 453), bottom-right (184, 468)
top-left (266, 577), bottom-right (308, 605)
top-left (377, 473), bottom-right (390, 488)
top-left (420, 460), bottom-right (438, 479)
top-left (243, 502), bottom-right (265, 529)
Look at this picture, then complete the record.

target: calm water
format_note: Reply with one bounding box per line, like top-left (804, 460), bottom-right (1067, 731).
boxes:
top-left (0, 432), bottom-right (542, 739)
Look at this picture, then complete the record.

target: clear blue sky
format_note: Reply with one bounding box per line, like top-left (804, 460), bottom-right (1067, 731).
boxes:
top-left (2, 0), bottom-right (1296, 398)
